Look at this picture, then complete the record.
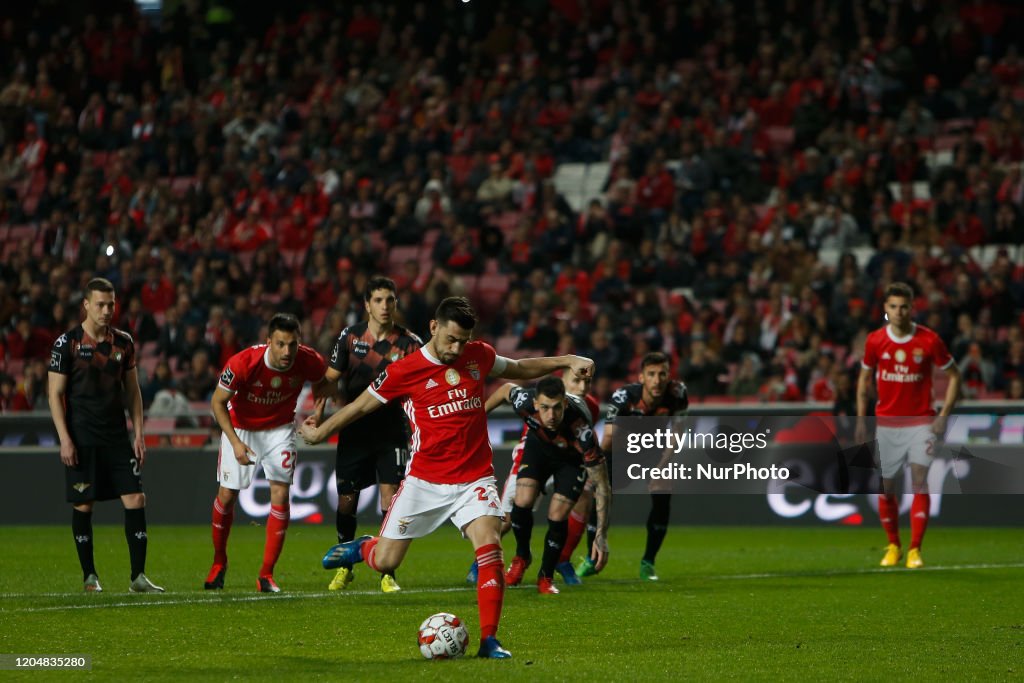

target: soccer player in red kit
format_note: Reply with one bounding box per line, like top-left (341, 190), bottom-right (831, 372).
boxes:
top-left (856, 283), bottom-right (961, 569)
top-left (206, 313), bottom-right (329, 592)
top-left (300, 297), bottom-right (596, 659)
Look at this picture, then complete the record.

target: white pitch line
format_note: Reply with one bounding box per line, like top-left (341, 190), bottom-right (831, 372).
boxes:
top-left (4, 562), bottom-right (1023, 613)
top-left (714, 562), bottom-right (1024, 580)
top-left (0, 586), bottom-right (474, 613)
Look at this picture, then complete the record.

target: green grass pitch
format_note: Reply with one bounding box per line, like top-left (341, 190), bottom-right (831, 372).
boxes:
top-left (0, 524), bottom-right (1021, 681)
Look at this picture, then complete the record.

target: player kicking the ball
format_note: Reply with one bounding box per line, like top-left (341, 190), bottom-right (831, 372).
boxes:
top-left (300, 297), bottom-right (596, 659)
top-left (856, 283), bottom-right (961, 569)
top-left (207, 313), bottom-right (329, 592)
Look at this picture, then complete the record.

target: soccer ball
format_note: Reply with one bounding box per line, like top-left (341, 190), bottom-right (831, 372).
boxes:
top-left (418, 612), bottom-right (469, 659)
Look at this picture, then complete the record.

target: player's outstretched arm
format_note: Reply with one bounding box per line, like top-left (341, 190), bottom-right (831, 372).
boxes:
top-left (123, 367), bottom-right (147, 467)
top-left (493, 354), bottom-right (594, 381)
top-left (484, 383), bottom-right (515, 413)
top-left (586, 459), bottom-right (612, 571)
top-left (933, 364), bottom-right (963, 436)
top-left (299, 388), bottom-right (382, 444)
top-left (47, 371), bottom-right (76, 467)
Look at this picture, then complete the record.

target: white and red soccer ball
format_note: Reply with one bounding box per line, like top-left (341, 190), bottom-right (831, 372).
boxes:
top-left (418, 612), bottom-right (469, 659)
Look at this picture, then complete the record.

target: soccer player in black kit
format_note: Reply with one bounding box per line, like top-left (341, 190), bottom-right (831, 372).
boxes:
top-left (47, 278), bottom-right (163, 593)
top-left (489, 376), bottom-right (610, 594)
top-left (318, 277), bottom-right (422, 593)
top-left (585, 352), bottom-right (687, 581)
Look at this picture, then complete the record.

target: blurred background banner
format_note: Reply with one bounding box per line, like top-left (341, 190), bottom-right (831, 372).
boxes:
top-left (3, 445), bottom-right (1022, 526)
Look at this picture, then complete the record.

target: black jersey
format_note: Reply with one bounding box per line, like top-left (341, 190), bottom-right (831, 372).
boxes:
top-left (605, 380), bottom-right (689, 423)
top-left (328, 322), bottom-right (422, 437)
top-left (508, 386), bottom-right (603, 467)
top-left (50, 325), bottom-right (137, 446)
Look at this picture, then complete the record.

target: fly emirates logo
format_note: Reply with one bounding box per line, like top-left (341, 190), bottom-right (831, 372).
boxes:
top-left (880, 363), bottom-right (923, 384)
top-left (246, 390), bottom-right (287, 406)
top-left (427, 387), bottom-right (483, 418)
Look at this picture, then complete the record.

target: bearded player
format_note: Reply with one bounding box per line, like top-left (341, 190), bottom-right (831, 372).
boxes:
top-left (206, 313), bottom-right (329, 592)
top-left (300, 297), bottom-right (596, 658)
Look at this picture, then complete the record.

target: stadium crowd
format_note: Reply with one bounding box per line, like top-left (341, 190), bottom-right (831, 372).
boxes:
top-left (2, 0), bottom-right (1024, 418)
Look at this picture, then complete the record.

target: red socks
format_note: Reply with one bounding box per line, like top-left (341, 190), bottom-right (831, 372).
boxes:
top-left (362, 537), bottom-right (381, 571)
top-left (259, 504), bottom-right (289, 577)
top-left (475, 543), bottom-right (505, 640)
top-left (211, 498), bottom-right (234, 565)
top-left (559, 510), bottom-right (587, 564)
top-left (877, 494), bottom-right (901, 547)
top-left (910, 493), bottom-right (930, 550)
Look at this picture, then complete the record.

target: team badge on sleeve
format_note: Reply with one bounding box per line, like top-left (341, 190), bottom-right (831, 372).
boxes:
top-left (50, 351), bottom-right (60, 369)
top-left (219, 367), bottom-right (235, 387)
top-left (372, 369), bottom-right (388, 391)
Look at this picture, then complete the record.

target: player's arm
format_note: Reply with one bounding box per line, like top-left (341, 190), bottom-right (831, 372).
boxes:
top-left (299, 387), bottom-right (383, 444)
top-left (47, 371), bottom-right (76, 467)
top-left (312, 367), bottom-right (344, 424)
top-left (484, 383), bottom-right (515, 413)
top-left (211, 385), bottom-right (255, 466)
top-left (933, 363), bottom-right (962, 436)
top-left (855, 366), bottom-right (874, 443)
top-left (122, 367), bottom-right (147, 467)
top-left (599, 422), bottom-right (614, 454)
top-left (492, 354), bottom-right (594, 381)
top-left (585, 458), bottom-right (611, 571)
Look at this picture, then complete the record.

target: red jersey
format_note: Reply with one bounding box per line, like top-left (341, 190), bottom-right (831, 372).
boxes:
top-left (219, 344), bottom-right (327, 430)
top-left (861, 324), bottom-right (953, 422)
top-left (368, 341), bottom-right (499, 484)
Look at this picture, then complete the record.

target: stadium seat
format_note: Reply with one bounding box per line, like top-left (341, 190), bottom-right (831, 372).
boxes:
top-left (476, 273), bottom-right (510, 311)
top-left (495, 335), bottom-right (519, 355)
top-left (764, 126), bottom-right (795, 152)
top-left (422, 228), bottom-right (441, 252)
top-left (311, 307), bottom-right (328, 329)
top-left (2, 358), bottom-right (25, 378)
top-left (280, 249), bottom-right (306, 273)
top-left (8, 224), bottom-right (36, 242)
top-left (138, 355), bottom-right (161, 381)
top-left (170, 177), bottom-right (196, 197)
top-left (388, 245), bottom-right (420, 271)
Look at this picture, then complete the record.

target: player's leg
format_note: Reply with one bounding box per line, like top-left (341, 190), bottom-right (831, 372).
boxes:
top-left (254, 481), bottom-right (291, 592)
top-left (507, 475), bottom-right (542, 585)
top-left (456, 482), bottom-right (511, 659)
top-left (875, 426), bottom-right (906, 567)
top-left (374, 444), bottom-right (407, 592)
top-left (906, 426), bottom-right (935, 568)
top-left (537, 462), bottom-right (584, 592)
top-left (467, 461), bottom-right (518, 584)
top-left (321, 475), bottom-right (444, 577)
top-left (561, 483), bottom-right (591, 562)
top-left (571, 487), bottom-right (599, 578)
top-left (104, 439), bottom-right (162, 593)
top-left (641, 485), bottom-right (672, 581)
top-left (208, 429), bottom-right (252, 589)
top-left (257, 427), bottom-right (299, 592)
top-left (330, 442), bottom-right (372, 590)
top-left (67, 445), bottom-right (100, 590)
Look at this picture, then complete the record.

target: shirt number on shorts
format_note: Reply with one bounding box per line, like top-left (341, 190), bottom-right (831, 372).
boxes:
top-left (130, 458), bottom-right (141, 476)
top-left (474, 486), bottom-right (489, 501)
top-left (281, 450), bottom-right (296, 469)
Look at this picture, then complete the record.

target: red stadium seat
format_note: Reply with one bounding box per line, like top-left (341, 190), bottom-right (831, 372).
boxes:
top-left (476, 273), bottom-right (510, 310)
top-left (388, 245), bottom-right (420, 271)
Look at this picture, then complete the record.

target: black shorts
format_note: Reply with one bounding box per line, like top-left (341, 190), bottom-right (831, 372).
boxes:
top-left (335, 438), bottom-right (408, 495)
top-left (65, 439), bottom-right (143, 504)
top-left (516, 441), bottom-right (586, 503)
